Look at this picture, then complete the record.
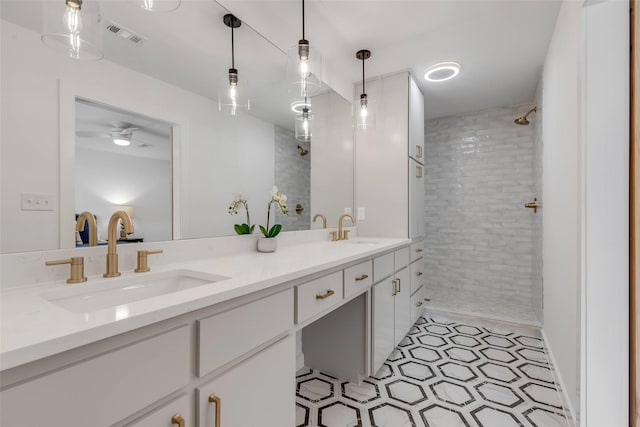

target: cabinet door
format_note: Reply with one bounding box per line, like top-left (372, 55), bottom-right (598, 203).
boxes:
top-left (409, 158), bottom-right (425, 239)
top-left (197, 335), bottom-right (295, 427)
top-left (393, 267), bottom-right (412, 346)
top-left (408, 75), bottom-right (425, 163)
top-left (372, 277), bottom-right (396, 374)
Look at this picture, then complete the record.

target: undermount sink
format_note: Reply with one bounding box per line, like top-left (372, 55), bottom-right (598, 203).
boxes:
top-left (41, 269), bottom-right (229, 313)
top-left (342, 238), bottom-right (381, 245)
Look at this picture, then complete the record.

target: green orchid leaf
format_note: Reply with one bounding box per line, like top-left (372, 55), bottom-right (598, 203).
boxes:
top-left (268, 224), bottom-right (282, 238)
top-left (259, 225), bottom-right (268, 237)
top-left (249, 224), bottom-right (255, 233)
top-left (234, 224), bottom-right (244, 235)
top-left (234, 223), bottom-right (252, 235)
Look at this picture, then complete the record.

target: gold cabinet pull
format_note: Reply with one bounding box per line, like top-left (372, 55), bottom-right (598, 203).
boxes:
top-left (391, 279), bottom-right (398, 296)
top-left (416, 165), bottom-right (423, 178)
top-left (416, 248), bottom-right (423, 253)
top-left (397, 279), bottom-right (401, 293)
top-left (355, 274), bottom-right (369, 281)
top-left (315, 289), bottom-right (335, 300)
top-left (171, 413), bottom-right (185, 427)
top-left (416, 272), bottom-right (423, 276)
top-left (416, 145), bottom-right (423, 159)
top-left (208, 394), bottom-right (221, 427)
top-left (417, 301), bottom-right (423, 307)
top-left (45, 257), bottom-right (87, 284)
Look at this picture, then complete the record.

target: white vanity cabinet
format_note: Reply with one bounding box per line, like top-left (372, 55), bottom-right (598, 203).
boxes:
top-left (196, 335), bottom-right (295, 427)
top-left (371, 248), bottom-right (412, 373)
top-left (409, 241), bottom-right (427, 324)
top-left (355, 71), bottom-right (426, 241)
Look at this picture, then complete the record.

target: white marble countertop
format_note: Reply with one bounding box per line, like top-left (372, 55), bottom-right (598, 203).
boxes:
top-left (1, 237), bottom-right (408, 371)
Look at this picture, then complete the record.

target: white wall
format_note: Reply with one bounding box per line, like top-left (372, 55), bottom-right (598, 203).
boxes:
top-left (542, 1), bottom-right (629, 424)
top-left (581, 1), bottom-right (629, 424)
top-left (541, 0), bottom-right (581, 419)
top-left (75, 148), bottom-right (172, 242)
top-left (1, 20), bottom-right (275, 252)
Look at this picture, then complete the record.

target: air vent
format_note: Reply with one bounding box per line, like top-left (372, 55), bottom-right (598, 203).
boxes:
top-left (106, 22), bottom-right (147, 45)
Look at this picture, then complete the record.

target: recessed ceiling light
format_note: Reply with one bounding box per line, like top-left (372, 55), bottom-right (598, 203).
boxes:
top-left (424, 62), bottom-right (461, 82)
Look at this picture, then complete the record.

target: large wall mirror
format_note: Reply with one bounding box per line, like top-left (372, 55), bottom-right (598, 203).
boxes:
top-left (0, 0), bottom-right (354, 253)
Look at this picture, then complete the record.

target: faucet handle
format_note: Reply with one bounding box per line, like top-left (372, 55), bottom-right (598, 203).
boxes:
top-left (45, 257), bottom-right (87, 284)
top-left (135, 249), bottom-right (163, 273)
top-left (329, 231), bottom-right (339, 241)
top-left (342, 229), bottom-right (350, 240)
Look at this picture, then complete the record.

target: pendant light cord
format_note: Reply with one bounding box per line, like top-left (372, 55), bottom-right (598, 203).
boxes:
top-left (231, 25), bottom-right (235, 69)
top-left (302, 0), bottom-right (306, 40)
top-left (362, 58), bottom-right (366, 94)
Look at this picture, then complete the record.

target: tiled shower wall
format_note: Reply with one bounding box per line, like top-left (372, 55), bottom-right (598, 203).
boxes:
top-left (274, 125), bottom-right (311, 232)
top-left (424, 104), bottom-right (541, 324)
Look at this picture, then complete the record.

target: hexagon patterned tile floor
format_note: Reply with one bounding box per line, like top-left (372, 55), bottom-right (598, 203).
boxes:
top-left (296, 310), bottom-right (570, 427)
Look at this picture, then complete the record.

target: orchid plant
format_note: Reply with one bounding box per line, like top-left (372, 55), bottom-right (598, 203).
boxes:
top-left (259, 186), bottom-right (289, 238)
top-left (228, 195), bottom-right (254, 235)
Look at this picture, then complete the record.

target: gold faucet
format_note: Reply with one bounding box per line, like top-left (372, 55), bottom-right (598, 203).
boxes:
top-left (337, 213), bottom-right (355, 241)
top-left (76, 211), bottom-right (98, 246)
top-left (313, 213), bottom-right (327, 229)
top-left (104, 211), bottom-right (134, 278)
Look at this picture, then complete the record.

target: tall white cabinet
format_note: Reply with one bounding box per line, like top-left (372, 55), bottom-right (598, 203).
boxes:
top-left (355, 71), bottom-right (425, 240)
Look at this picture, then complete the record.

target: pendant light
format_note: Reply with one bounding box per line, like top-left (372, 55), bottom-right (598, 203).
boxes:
top-left (218, 14), bottom-right (249, 116)
top-left (355, 49), bottom-right (375, 130)
top-left (295, 97), bottom-right (313, 142)
top-left (41, 0), bottom-right (103, 61)
top-left (286, 0), bottom-right (322, 100)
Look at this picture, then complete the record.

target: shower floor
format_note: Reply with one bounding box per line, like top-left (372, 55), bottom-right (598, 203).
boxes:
top-left (423, 286), bottom-right (541, 327)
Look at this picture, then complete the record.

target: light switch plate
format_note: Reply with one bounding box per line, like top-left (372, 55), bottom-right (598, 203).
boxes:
top-left (21, 193), bottom-right (54, 211)
top-left (357, 207), bottom-right (366, 220)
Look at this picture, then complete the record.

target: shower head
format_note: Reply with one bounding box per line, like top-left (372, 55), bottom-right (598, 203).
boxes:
top-left (297, 145), bottom-right (309, 156)
top-left (515, 106), bottom-right (537, 125)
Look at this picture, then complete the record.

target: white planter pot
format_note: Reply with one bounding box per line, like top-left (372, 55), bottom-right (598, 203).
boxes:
top-left (257, 236), bottom-right (277, 253)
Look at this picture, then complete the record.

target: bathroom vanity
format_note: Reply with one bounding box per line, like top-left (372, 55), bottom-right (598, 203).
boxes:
top-left (0, 235), bottom-right (426, 427)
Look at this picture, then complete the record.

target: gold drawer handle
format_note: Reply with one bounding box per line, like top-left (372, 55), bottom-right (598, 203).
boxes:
top-left (417, 301), bottom-right (423, 307)
top-left (355, 274), bottom-right (369, 281)
top-left (171, 414), bottom-right (185, 427)
top-left (416, 272), bottom-right (423, 276)
top-left (416, 248), bottom-right (423, 253)
top-left (316, 289), bottom-right (335, 300)
top-left (209, 394), bottom-right (221, 426)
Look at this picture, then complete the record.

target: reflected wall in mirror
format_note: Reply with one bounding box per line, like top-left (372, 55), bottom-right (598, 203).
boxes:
top-left (0, 0), bottom-right (353, 253)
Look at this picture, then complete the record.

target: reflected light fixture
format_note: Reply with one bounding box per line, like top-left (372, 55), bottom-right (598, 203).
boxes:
top-left (219, 14), bottom-right (249, 116)
top-left (41, 0), bottom-right (103, 60)
top-left (139, 0), bottom-right (181, 12)
top-left (295, 97), bottom-right (313, 142)
top-left (286, 0), bottom-right (322, 100)
top-left (355, 49), bottom-right (375, 130)
top-left (424, 62), bottom-right (461, 82)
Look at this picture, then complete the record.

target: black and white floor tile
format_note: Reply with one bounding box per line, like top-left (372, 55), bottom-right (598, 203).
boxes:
top-left (296, 311), bottom-right (569, 427)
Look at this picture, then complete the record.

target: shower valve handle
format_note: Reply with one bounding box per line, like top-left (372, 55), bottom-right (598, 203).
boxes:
top-left (525, 198), bottom-right (541, 213)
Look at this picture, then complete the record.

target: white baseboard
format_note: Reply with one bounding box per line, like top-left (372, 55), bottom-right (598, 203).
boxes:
top-left (541, 329), bottom-right (578, 426)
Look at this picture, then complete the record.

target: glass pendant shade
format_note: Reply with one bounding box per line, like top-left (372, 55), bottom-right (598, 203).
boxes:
top-left (136, 0), bottom-right (182, 12)
top-left (218, 70), bottom-right (250, 116)
top-left (355, 93), bottom-right (376, 130)
top-left (295, 107), bottom-right (313, 142)
top-left (41, 0), bottom-right (103, 61)
top-left (287, 41), bottom-right (322, 100)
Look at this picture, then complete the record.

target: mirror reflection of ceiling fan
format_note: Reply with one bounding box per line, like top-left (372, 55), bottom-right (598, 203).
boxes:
top-left (75, 122), bottom-right (148, 147)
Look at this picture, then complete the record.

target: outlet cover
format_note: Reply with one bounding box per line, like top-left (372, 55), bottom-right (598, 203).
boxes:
top-left (21, 193), bottom-right (54, 211)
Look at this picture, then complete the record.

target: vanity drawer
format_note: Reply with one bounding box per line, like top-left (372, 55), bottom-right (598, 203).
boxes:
top-left (410, 241), bottom-right (425, 262)
top-left (395, 247), bottom-right (411, 270)
top-left (126, 393), bottom-right (192, 427)
top-left (296, 271), bottom-right (343, 324)
top-left (411, 285), bottom-right (426, 325)
top-left (0, 326), bottom-right (190, 427)
top-left (198, 289), bottom-right (293, 377)
top-left (373, 253), bottom-right (394, 282)
top-left (344, 260), bottom-right (373, 298)
top-left (409, 259), bottom-right (425, 295)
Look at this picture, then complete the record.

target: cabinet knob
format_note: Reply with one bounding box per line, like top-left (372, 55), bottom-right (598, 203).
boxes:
top-left (417, 301), bottom-right (423, 307)
top-left (315, 289), bottom-right (335, 300)
top-left (355, 274), bottom-right (369, 281)
top-left (209, 394), bottom-right (221, 427)
top-left (171, 414), bottom-right (185, 427)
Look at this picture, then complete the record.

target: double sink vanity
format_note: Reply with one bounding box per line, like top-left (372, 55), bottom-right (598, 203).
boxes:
top-left (0, 232), bottom-right (426, 427)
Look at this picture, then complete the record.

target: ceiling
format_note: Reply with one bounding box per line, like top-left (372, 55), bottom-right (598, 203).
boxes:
top-left (220, 0), bottom-right (562, 119)
top-left (1, 0), bottom-right (562, 123)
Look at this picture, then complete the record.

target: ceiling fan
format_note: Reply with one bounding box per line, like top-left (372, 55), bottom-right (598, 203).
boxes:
top-left (75, 122), bottom-right (140, 147)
